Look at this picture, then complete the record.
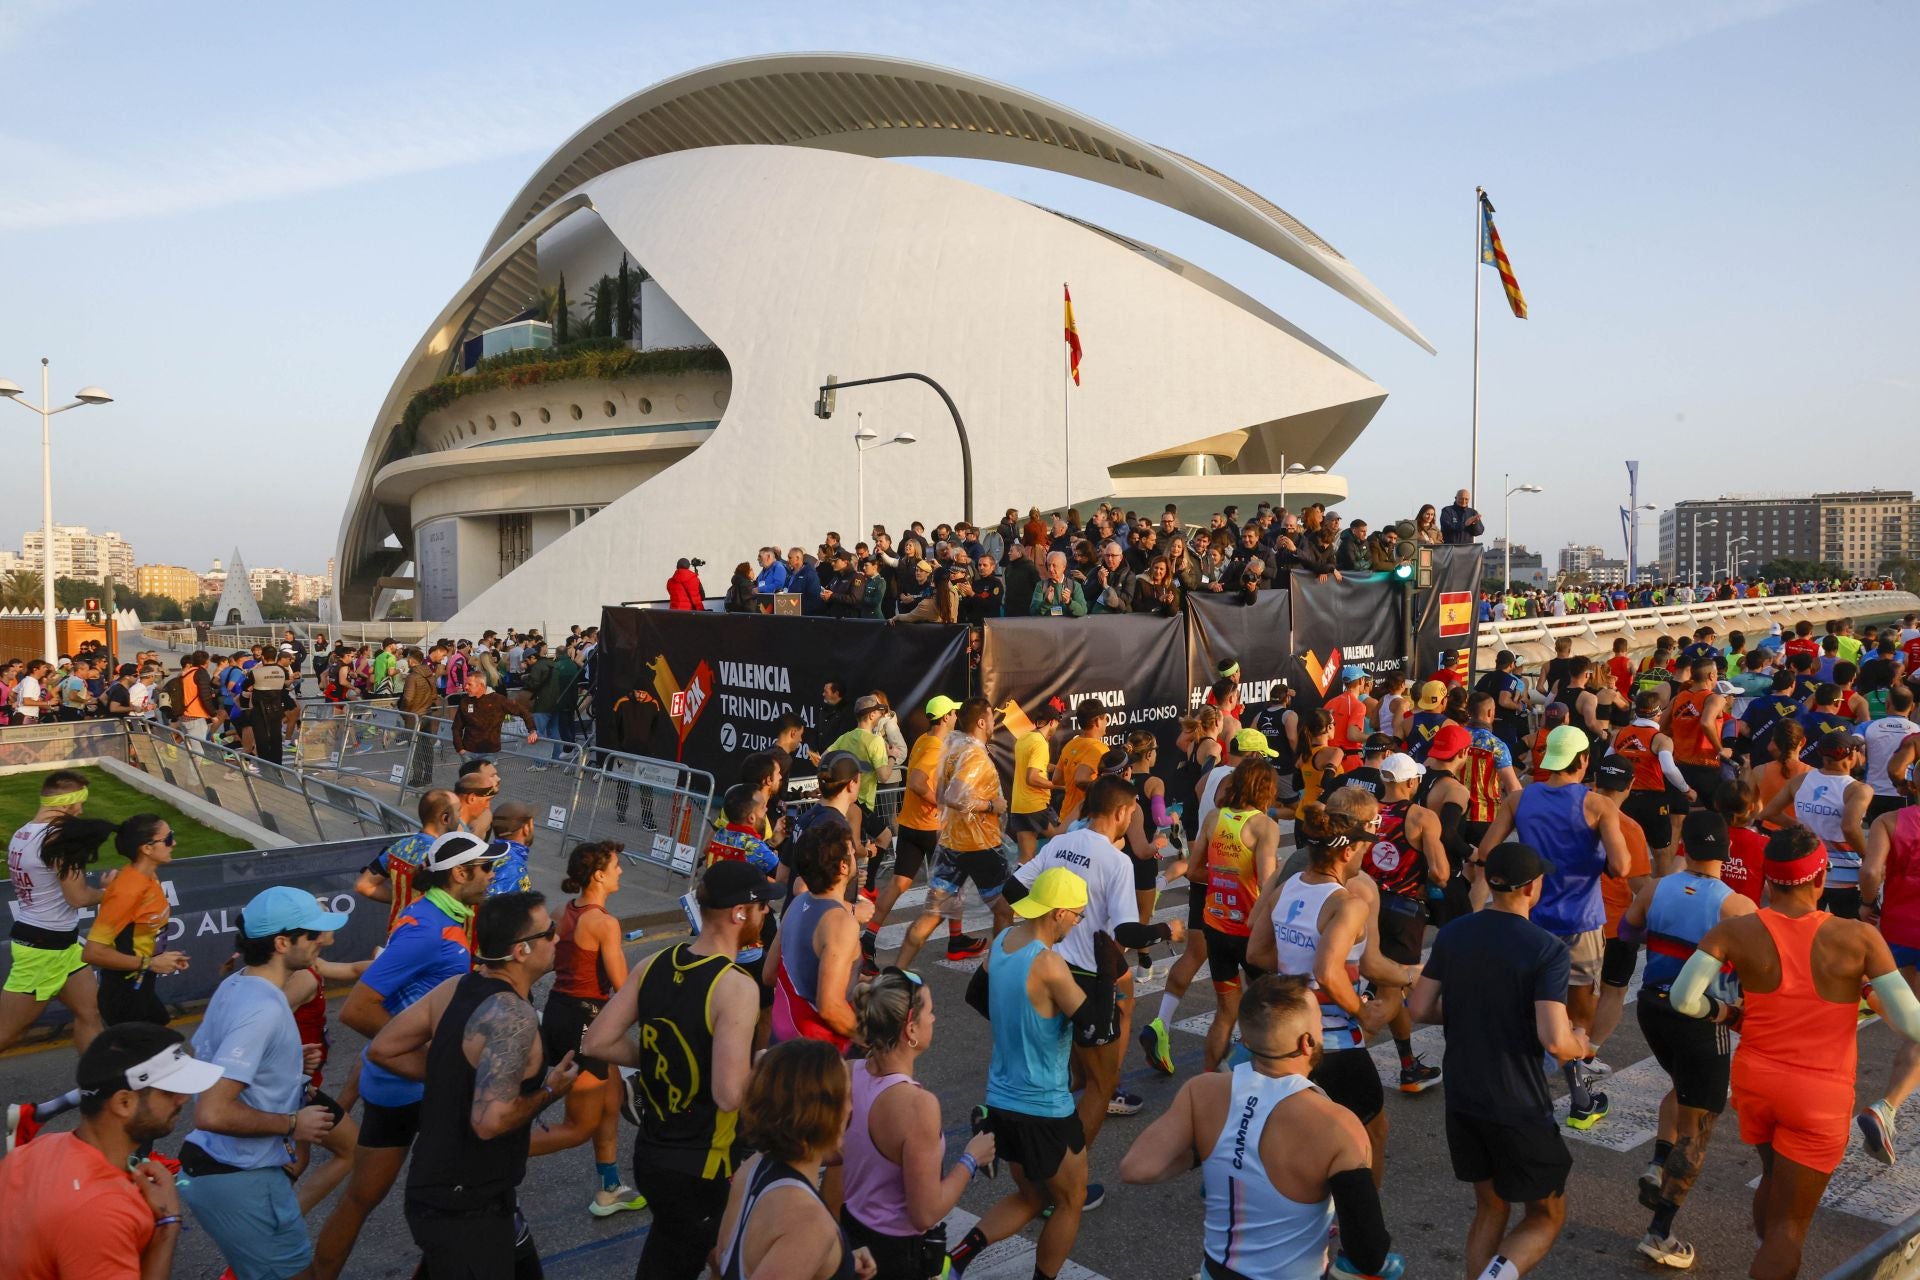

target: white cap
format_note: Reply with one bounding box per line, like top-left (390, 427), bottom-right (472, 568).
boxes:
top-left (1378, 752), bottom-right (1426, 783)
top-left (1714, 680), bottom-right (1742, 696)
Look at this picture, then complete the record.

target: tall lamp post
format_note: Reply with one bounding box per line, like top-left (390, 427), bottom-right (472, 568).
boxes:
top-left (817, 372), bottom-right (972, 523)
top-left (852, 411), bottom-right (916, 540)
top-left (0, 360), bottom-right (114, 662)
top-left (1276, 458), bottom-right (1325, 514)
top-left (1690, 514), bottom-right (1718, 587)
top-left (1727, 535), bottom-right (1749, 585)
top-left (1503, 474), bottom-right (1542, 591)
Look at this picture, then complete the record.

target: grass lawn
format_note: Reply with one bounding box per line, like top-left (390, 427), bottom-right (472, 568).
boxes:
top-left (0, 766), bottom-right (248, 864)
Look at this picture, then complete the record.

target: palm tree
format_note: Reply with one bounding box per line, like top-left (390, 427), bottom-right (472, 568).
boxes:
top-left (0, 569), bottom-right (43, 610)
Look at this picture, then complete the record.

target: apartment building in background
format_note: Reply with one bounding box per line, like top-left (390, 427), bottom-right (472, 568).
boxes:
top-left (136, 564), bottom-right (206, 603)
top-left (19, 525), bottom-right (135, 585)
top-left (1658, 490), bottom-right (1916, 580)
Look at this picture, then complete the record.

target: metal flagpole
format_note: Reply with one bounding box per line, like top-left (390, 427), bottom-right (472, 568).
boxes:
top-left (1471, 187), bottom-right (1484, 508)
top-left (1063, 286), bottom-right (1072, 513)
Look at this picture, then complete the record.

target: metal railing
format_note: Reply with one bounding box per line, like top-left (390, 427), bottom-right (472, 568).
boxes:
top-left (1475, 589), bottom-right (1920, 659)
top-left (293, 704), bottom-right (716, 883)
top-left (0, 718), bottom-right (413, 845)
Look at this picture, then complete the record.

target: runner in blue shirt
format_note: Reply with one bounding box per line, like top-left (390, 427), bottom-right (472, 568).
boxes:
top-left (485, 802), bottom-right (538, 897)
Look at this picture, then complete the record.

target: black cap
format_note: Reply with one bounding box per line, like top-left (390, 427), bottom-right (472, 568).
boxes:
top-left (698, 860), bottom-right (776, 909)
top-left (816, 750), bottom-right (866, 785)
top-left (1680, 811), bottom-right (1729, 861)
top-left (1363, 732), bottom-right (1397, 754)
top-left (1819, 732), bottom-right (1866, 758)
top-left (1591, 754), bottom-right (1635, 791)
top-left (1484, 842), bottom-right (1548, 891)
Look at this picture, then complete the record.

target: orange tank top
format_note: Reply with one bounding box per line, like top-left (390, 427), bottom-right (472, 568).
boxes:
top-left (1738, 909), bottom-right (1859, 1082)
top-left (1610, 724), bottom-right (1665, 791)
top-left (1203, 808), bottom-right (1261, 937)
top-left (1669, 689), bottom-right (1718, 765)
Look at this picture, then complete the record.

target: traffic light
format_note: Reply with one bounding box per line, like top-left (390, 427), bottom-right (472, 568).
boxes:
top-left (84, 597), bottom-right (102, 624)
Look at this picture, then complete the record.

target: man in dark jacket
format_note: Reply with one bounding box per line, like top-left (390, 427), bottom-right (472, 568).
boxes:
top-left (1000, 541), bottom-right (1039, 618)
top-left (784, 547), bottom-right (824, 615)
top-left (818, 548), bottom-right (860, 618)
top-left (1440, 489), bottom-right (1484, 544)
top-left (1336, 520), bottom-right (1372, 572)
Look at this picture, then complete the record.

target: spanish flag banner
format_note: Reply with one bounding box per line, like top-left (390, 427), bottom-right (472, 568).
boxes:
top-left (1064, 284), bottom-right (1082, 385)
top-left (1479, 192), bottom-right (1527, 319)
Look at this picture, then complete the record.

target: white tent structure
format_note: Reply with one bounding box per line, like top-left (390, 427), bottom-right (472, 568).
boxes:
top-left (212, 548), bottom-right (263, 627)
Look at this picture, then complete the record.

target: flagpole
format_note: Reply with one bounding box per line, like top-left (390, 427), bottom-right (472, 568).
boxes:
top-left (1471, 186), bottom-right (1484, 509)
top-left (1063, 284), bottom-right (1072, 513)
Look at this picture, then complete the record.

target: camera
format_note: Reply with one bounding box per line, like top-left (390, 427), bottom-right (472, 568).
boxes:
top-left (689, 558), bottom-right (706, 568)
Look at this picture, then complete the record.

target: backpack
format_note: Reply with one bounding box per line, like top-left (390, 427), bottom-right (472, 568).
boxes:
top-left (157, 674), bottom-right (186, 723)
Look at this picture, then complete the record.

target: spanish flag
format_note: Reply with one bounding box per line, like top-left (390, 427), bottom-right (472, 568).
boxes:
top-left (1479, 191), bottom-right (1528, 319)
top-left (1063, 284), bottom-right (1082, 385)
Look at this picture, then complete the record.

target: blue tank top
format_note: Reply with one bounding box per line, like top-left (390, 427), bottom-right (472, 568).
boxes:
top-left (1202, 1066), bottom-right (1335, 1280)
top-left (780, 894), bottom-right (836, 1001)
top-left (983, 929), bottom-right (1073, 1118)
top-left (1515, 782), bottom-right (1606, 935)
top-left (1642, 871), bottom-right (1733, 991)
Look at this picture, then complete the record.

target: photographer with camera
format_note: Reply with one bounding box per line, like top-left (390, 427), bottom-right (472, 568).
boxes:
top-left (667, 557), bottom-right (708, 610)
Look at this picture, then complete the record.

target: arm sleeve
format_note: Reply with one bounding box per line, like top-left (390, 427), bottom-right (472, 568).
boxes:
top-left (1113, 920), bottom-right (1172, 948)
top-left (1328, 1166), bottom-right (1391, 1275)
top-left (1669, 949), bottom-right (1723, 1019)
top-left (965, 962), bottom-right (991, 1019)
top-left (1870, 971), bottom-right (1920, 1043)
top-left (1068, 966), bottom-right (1120, 1043)
top-left (1658, 749), bottom-right (1690, 792)
top-left (1148, 792), bottom-right (1172, 830)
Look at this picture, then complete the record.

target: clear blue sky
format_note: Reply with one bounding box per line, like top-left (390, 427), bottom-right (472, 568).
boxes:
top-left (1, 0), bottom-right (1913, 576)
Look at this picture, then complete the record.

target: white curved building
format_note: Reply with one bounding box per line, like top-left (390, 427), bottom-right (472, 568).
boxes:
top-left (335, 53), bottom-right (1431, 629)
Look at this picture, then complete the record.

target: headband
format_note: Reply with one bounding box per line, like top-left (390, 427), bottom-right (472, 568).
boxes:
top-left (1764, 843), bottom-right (1827, 886)
top-left (42, 788), bottom-right (88, 808)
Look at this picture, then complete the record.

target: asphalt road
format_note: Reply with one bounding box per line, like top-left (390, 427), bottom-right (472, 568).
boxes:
top-left (3, 882), bottom-right (1908, 1280)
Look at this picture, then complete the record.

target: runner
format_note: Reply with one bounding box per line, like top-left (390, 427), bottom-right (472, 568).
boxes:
top-left (541, 841), bottom-right (647, 1217)
top-left (1608, 811), bottom-right (1756, 1269)
top-left (1364, 753), bottom-right (1447, 1093)
top-left (1585, 756), bottom-right (1655, 1065)
top-left (767, 822), bottom-right (869, 1050)
top-left (1409, 843), bottom-right (1588, 1280)
top-left (946, 867), bottom-right (1122, 1277)
top-left (1610, 689), bottom-right (1690, 873)
top-left (1056, 700), bottom-right (1112, 825)
top-left (1011, 777), bottom-right (1185, 1147)
top-left (0, 771), bottom-right (107, 1057)
top-left (1714, 780), bottom-right (1769, 904)
top-left (1415, 722), bottom-right (1477, 924)
top-left (1407, 680), bottom-right (1452, 760)
top-left (1009, 696), bottom-right (1068, 863)
top-left (1248, 790), bottom-right (1419, 1184)
top-left (314, 831), bottom-right (503, 1280)
top-left (1758, 731), bottom-right (1872, 918)
top-left (1196, 758), bottom-right (1283, 1072)
top-left (1858, 801), bottom-right (1920, 1164)
top-left (352, 789), bottom-right (462, 934)
top-left (368, 892), bottom-right (582, 1279)
top-left (78, 815), bottom-right (188, 1027)
top-left (1123, 731), bottom-right (1181, 940)
top-left (1324, 667), bottom-right (1373, 768)
top-left (866, 695), bottom-right (959, 966)
top-left (839, 969), bottom-right (998, 1276)
top-left (1473, 726), bottom-right (1630, 1130)
top-left (1670, 829), bottom-right (1920, 1280)
top-left (1120, 974), bottom-right (1400, 1280)
top-left (897, 699), bottom-right (1013, 971)
top-left (1662, 660), bottom-right (1730, 812)
top-left (583, 862), bottom-right (768, 1280)
top-left (1862, 684), bottom-right (1919, 822)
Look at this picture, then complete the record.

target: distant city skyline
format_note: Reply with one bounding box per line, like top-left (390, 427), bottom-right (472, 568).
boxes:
top-left (0, 1), bottom-right (1912, 572)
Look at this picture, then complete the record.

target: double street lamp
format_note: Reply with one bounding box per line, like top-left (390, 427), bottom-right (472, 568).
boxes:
top-left (1503, 474), bottom-right (1543, 592)
top-left (852, 411), bottom-right (916, 541)
top-left (1691, 515), bottom-right (1718, 586)
top-left (0, 360), bottom-right (114, 662)
top-left (1277, 458), bottom-right (1326, 513)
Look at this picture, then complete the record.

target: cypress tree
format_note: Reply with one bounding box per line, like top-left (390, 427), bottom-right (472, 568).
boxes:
top-left (616, 256), bottom-right (633, 342)
top-left (554, 274), bottom-right (570, 345)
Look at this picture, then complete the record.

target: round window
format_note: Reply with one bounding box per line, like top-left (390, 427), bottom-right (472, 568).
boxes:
top-left (637, 397), bottom-right (652, 415)
top-left (569, 404), bottom-right (583, 421)
top-left (538, 407), bottom-right (551, 423)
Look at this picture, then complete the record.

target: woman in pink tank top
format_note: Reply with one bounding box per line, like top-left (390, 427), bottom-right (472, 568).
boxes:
top-left (840, 968), bottom-right (997, 1278)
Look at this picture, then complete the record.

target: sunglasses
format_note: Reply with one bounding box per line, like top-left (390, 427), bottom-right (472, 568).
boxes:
top-left (512, 922), bottom-right (559, 947)
top-left (149, 832), bottom-right (176, 848)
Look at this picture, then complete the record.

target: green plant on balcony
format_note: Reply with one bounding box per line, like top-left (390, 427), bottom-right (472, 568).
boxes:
top-left (395, 344), bottom-right (729, 454)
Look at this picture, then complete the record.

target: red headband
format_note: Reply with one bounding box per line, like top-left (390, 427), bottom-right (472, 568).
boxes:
top-left (1764, 842), bottom-right (1827, 886)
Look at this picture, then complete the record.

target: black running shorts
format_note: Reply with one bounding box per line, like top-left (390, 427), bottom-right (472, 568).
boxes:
top-left (1445, 1109), bottom-right (1571, 1203)
top-left (1637, 995), bottom-right (1730, 1114)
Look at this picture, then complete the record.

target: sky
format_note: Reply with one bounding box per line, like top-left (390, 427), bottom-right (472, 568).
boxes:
top-left (1, 0), bottom-right (1914, 578)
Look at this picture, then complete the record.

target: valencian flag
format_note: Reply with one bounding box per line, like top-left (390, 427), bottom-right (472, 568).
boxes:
top-left (1064, 284), bottom-right (1082, 385)
top-left (1479, 192), bottom-right (1527, 319)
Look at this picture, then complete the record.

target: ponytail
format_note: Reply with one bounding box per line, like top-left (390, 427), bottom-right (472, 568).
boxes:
top-left (852, 969), bottom-right (923, 1054)
top-left (41, 817), bottom-right (117, 879)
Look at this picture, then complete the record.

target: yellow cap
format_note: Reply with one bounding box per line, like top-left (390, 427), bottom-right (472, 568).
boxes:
top-left (1012, 867), bottom-right (1090, 919)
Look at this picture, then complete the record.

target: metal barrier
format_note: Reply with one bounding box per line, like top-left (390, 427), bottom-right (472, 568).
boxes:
top-left (1823, 1209), bottom-right (1920, 1280)
top-left (295, 704), bottom-right (716, 883)
top-left (0, 718), bottom-right (414, 844)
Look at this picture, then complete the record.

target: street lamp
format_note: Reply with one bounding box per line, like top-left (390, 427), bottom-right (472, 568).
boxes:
top-left (1276, 458), bottom-right (1325, 514)
top-left (1503, 474), bottom-right (1543, 592)
top-left (817, 372), bottom-right (971, 523)
top-left (852, 411), bottom-right (916, 542)
top-left (1626, 501), bottom-right (1657, 584)
top-left (0, 359), bottom-right (114, 662)
top-left (1727, 535), bottom-right (1749, 584)
top-left (1690, 514), bottom-right (1718, 586)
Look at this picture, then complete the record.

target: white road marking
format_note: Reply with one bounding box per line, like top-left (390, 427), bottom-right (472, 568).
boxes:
top-left (941, 1208), bottom-right (1114, 1280)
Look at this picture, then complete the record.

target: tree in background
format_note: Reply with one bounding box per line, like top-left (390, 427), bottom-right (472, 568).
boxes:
top-left (628, 260), bottom-right (650, 349)
top-left (616, 256), bottom-right (633, 342)
top-left (554, 273), bottom-right (571, 345)
top-left (587, 275), bottom-right (617, 339)
top-left (384, 595), bottom-right (415, 620)
top-left (1758, 557), bottom-right (1849, 582)
top-left (260, 579), bottom-right (295, 619)
top-left (1879, 557), bottom-right (1920, 593)
top-left (0, 570), bottom-right (42, 610)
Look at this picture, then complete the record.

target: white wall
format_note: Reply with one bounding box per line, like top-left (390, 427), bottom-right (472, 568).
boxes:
top-left (536, 211), bottom-right (709, 350)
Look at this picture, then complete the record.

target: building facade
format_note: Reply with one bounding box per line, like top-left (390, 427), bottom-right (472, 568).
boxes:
top-left (1658, 491), bottom-right (1914, 581)
top-left (334, 53), bottom-right (1430, 629)
top-left (135, 564), bottom-right (204, 603)
top-left (1557, 544), bottom-right (1606, 576)
top-left (1817, 490), bottom-right (1915, 575)
top-left (20, 525), bottom-right (135, 585)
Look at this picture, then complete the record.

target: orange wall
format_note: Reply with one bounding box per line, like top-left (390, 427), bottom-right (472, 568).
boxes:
top-left (0, 617), bottom-right (118, 662)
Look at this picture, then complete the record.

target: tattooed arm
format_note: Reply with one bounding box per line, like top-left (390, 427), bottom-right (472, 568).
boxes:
top-left (464, 992), bottom-right (580, 1140)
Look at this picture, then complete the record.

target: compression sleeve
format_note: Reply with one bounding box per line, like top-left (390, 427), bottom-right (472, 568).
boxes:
top-left (1000, 876), bottom-right (1029, 906)
top-left (1112, 920), bottom-right (1173, 949)
top-left (1669, 949), bottom-right (1722, 1019)
top-left (1658, 749), bottom-right (1690, 792)
top-left (1328, 1167), bottom-right (1391, 1275)
top-left (1069, 967), bottom-right (1119, 1043)
top-left (1870, 971), bottom-right (1920, 1043)
top-left (1434, 799), bottom-right (1470, 869)
top-left (1149, 792), bottom-right (1172, 831)
top-left (965, 962), bottom-right (991, 1020)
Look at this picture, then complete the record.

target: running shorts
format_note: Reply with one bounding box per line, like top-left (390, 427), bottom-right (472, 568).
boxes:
top-left (1132, 849), bottom-right (1160, 892)
top-left (541, 991), bottom-right (609, 1079)
top-left (1730, 1054), bottom-right (1853, 1174)
top-left (1311, 1047), bottom-right (1384, 1124)
top-left (1376, 894), bottom-right (1426, 966)
top-left (98, 975), bottom-right (169, 1028)
top-left (1637, 996), bottom-right (1730, 1113)
top-left (1890, 942), bottom-right (1920, 971)
top-left (893, 824), bottom-right (937, 881)
top-left (1445, 1110), bottom-right (1572, 1203)
top-left (1550, 929), bottom-right (1604, 989)
top-left (929, 845), bottom-right (1008, 901)
top-left (1006, 807), bottom-right (1060, 837)
top-left (1821, 886), bottom-right (1861, 920)
top-left (1866, 794), bottom-right (1909, 824)
top-left (4, 940), bottom-right (87, 1001)
top-left (984, 1106), bottom-right (1085, 1183)
top-left (1678, 762), bottom-right (1725, 804)
top-left (359, 1098), bottom-right (424, 1150)
top-left (840, 1206), bottom-right (941, 1280)
top-left (1188, 878), bottom-right (1208, 932)
top-left (1202, 925), bottom-right (1265, 989)
top-left (1621, 791), bottom-right (1674, 851)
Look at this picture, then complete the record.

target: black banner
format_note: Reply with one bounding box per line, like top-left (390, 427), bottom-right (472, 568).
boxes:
top-left (596, 608), bottom-right (970, 781)
top-left (1286, 575), bottom-right (1412, 712)
top-left (1, 836), bottom-right (392, 1029)
top-left (1184, 592), bottom-right (1294, 714)
top-left (979, 614), bottom-right (1189, 773)
top-left (1412, 546), bottom-right (1486, 683)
